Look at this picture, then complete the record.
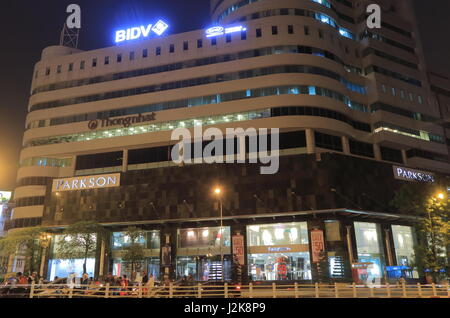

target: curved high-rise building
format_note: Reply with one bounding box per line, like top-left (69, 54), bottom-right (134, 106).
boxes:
top-left (7, 0), bottom-right (449, 282)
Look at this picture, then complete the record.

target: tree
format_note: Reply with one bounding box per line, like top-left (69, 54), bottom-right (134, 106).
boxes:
top-left (56, 221), bottom-right (105, 275)
top-left (0, 227), bottom-right (45, 274)
top-left (391, 183), bottom-right (450, 282)
top-left (121, 226), bottom-right (146, 275)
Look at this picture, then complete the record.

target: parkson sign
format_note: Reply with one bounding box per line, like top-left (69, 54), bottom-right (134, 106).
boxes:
top-left (393, 166), bottom-right (435, 183)
top-left (52, 173), bottom-right (121, 192)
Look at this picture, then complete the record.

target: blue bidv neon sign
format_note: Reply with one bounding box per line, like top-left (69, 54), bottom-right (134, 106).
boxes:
top-left (205, 25), bottom-right (246, 37)
top-left (115, 19), bottom-right (169, 43)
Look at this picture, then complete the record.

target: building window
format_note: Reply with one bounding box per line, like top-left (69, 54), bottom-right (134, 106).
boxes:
top-left (400, 90), bottom-right (405, 99)
top-left (80, 61), bottom-right (85, 70)
top-left (381, 84), bottom-right (387, 93)
top-left (92, 58), bottom-right (97, 67)
top-left (288, 25), bottom-right (294, 34)
top-left (319, 29), bottom-right (323, 39)
top-left (315, 132), bottom-right (343, 152)
top-left (409, 92), bottom-right (414, 102)
top-left (183, 41), bottom-right (189, 51)
top-left (226, 34), bottom-right (231, 43)
top-left (169, 44), bottom-right (175, 53)
top-left (211, 37), bottom-right (217, 46)
top-left (418, 95), bottom-right (423, 104)
top-left (104, 56), bottom-right (109, 65)
top-left (129, 51), bottom-right (135, 60)
top-left (75, 151), bottom-right (123, 170)
top-left (304, 26), bottom-right (309, 35)
top-left (272, 26), bottom-right (278, 35)
top-left (391, 87), bottom-right (396, 96)
top-left (256, 28), bottom-right (262, 37)
top-left (143, 49), bottom-right (148, 58)
top-left (156, 47), bottom-right (161, 56)
top-left (197, 39), bottom-right (203, 48)
top-left (68, 63), bottom-right (73, 72)
top-left (117, 54), bottom-right (122, 63)
top-left (57, 65), bottom-right (62, 74)
top-left (241, 29), bottom-right (247, 40)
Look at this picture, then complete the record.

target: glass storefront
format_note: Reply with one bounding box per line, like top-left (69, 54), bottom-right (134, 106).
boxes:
top-left (247, 222), bottom-right (311, 281)
top-left (48, 258), bottom-right (96, 281)
top-left (111, 230), bottom-right (160, 280)
top-left (112, 257), bottom-right (160, 281)
top-left (47, 234), bottom-right (97, 281)
top-left (391, 225), bottom-right (415, 266)
top-left (176, 226), bottom-right (231, 281)
top-left (354, 222), bottom-right (385, 283)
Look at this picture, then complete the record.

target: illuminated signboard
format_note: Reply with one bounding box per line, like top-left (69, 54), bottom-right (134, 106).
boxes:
top-left (52, 173), bottom-right (121, 192)
top-left (205, 25), bottom-right (246, 37)
top-left (393, 166), bottom-right (435, 183)
top-left (0, 191), bottom-right (11, 203)
top-left (115, 20), bottom-right (169, 43)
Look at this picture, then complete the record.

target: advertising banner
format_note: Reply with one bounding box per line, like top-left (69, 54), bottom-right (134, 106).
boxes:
top-left (232, 234), bottom-right (245, 265)
top-left (311, 229), bottom-right (325, 263)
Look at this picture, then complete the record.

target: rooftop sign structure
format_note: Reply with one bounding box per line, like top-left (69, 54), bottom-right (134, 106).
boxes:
top-left (115, 20), bottom-right (169, 43)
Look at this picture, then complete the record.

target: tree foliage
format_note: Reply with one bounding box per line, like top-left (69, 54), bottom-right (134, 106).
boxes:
top-left (0, 227), bottom-right (45, 274)
top-left (391, 182), bottom-right (449, 282)
top-left (56, 221), bottom-right (105, 275)
top-left (121, 226), bottom-right (146, 273)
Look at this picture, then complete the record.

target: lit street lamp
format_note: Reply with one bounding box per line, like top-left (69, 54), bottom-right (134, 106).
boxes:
top-left (213, 187), bottom-right (224, 282)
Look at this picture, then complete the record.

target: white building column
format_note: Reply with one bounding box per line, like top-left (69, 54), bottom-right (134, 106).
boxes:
top-left (373, 144), bottom-right (382, 160)
top-left (342, 136), bottom-right (350, 154)
top-left (122, 149), bottom-right (129, 172)
top-left (99, 239), bottom-right (106, 277)
top-left (305, 129), bottom-right (315, 154)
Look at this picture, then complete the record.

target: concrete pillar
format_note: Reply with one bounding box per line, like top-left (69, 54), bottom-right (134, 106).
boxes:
top-left (401, 150), bottom-right (408, 165)
top-left (39, 247), bottom-right (47, 277)
top-left (373, 144), bottom-right (382, 160)
top-left (306, 129), bottom-right (315, 154)
top-left (122, 149), bottom-right (129, 172)
top-left (384, 229), bottom-right (394, 267)
top-left (341, 136), bottom-right (350, 154)
top-left (98, 239), bottom-right (106, 277)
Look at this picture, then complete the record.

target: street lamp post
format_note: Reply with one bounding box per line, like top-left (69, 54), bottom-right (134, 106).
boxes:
top-left (214, 187), bottom-right (224, 282)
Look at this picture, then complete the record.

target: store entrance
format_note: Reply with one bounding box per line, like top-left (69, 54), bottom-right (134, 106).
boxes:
top-left (176, 255), bottom-right (232, 281)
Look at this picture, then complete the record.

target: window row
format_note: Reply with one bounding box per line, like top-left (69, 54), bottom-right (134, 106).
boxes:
top-left (25, 105), bottom-right (371, 148)
top-left (28, 84), bottom-right (367, 130)
top-left (31, 64), bottom-right (366, 111)
top-left (366, 65), bottom-right (421, 87)
top-left (20, 157), bottom-right (72, 168)
top-left (370, 102), bottom-right (438, 123)
top-left (17, 176), bottom-right (52, 187)
top-left (373, 122), bottom-right (445, 144)
top-left (33, 44), bottom-right (359, 95)
top-left (15, 196), bottom-right (45, 208)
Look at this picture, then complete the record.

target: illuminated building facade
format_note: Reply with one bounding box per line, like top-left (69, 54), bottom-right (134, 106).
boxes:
top-left (7, 0), bottom-right (450, 282)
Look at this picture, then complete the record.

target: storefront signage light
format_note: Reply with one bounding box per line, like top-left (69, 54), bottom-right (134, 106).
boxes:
top-left (52, 173), bottom-right (121, 192)
top-left (205, 25), bottom-right (246, 37)
top-left (393, 166), bottom-right (435, 183)
top-left (88, 113), bottom-right (156, 130)
top-left (267, 247), bottom-right (292, 252)
top-left (115, 20), bottom-right (169, 43)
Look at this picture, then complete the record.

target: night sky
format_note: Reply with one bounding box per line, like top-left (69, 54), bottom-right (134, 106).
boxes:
top-left (0, 0), bottom-right (448, 190)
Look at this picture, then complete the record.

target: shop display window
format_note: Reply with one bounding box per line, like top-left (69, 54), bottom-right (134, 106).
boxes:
top-left (247, 222), bottom-right (308, 246)
top-left (47, 258), bottom-right (95, 281)
top-left (178, 227), bottom-right (231, 248)
top-left (248, 252), bottom-right (311, 281)
top-left (112, 230), bottom-right (160, 250)
top-left (391, 225), bottom-right (415, 266)
top-left (354, 222), bottom-right (385, 282)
